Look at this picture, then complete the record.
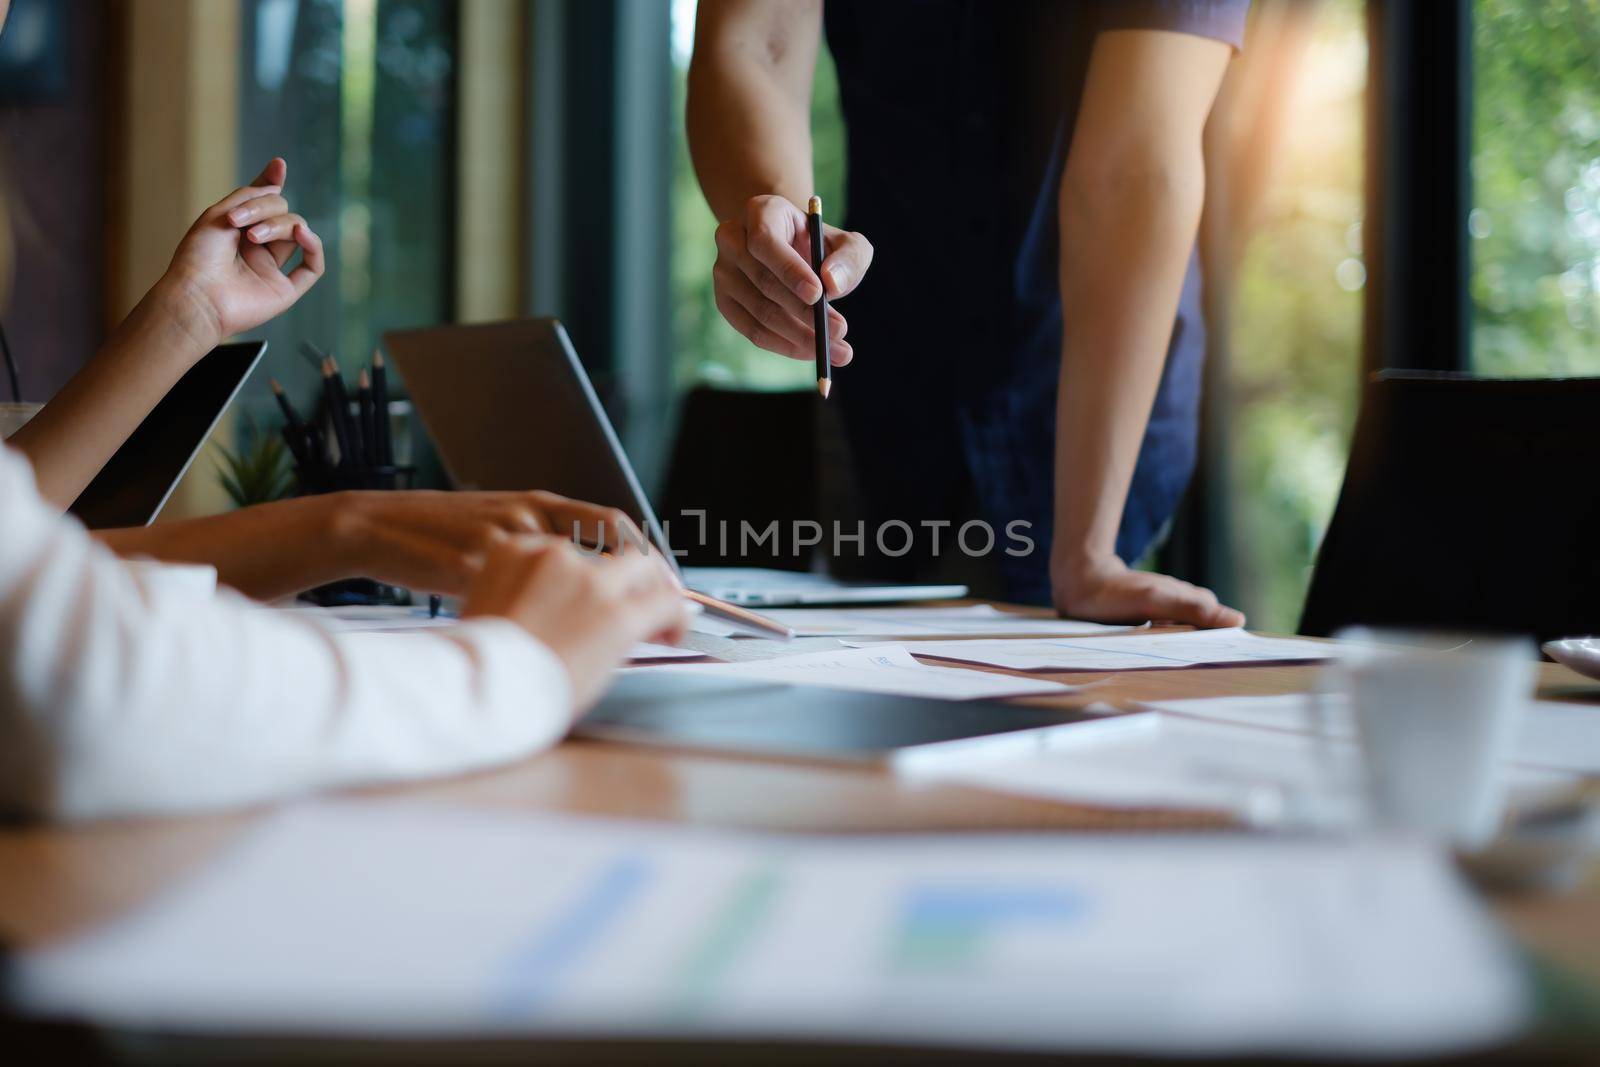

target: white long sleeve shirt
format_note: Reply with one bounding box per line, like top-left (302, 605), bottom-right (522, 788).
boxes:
top-left (0, 444), bottom-right (573, 822)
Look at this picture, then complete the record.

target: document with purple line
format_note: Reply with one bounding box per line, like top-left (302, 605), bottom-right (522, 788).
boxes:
top-left (627, 646), bottom-right (1081, 700)
top-left (845, 628), bottom-right (1338, 672)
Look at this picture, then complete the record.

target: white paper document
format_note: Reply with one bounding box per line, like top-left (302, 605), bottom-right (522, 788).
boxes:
top-left (849, 628), bottom-right (1338, 672)
top-left (907, 714), bottom-right (1576, 825)
top-left (1145, 693), bottom-right (1600, 774)
top-left (743, 605), bottom-right (1141, 639)
top-left (16, 801), bottom-right (1527, 1057)
top-left (280, 606), bottom-right (702, 662)
top-left (629, 646), bottom-right (1077, 700)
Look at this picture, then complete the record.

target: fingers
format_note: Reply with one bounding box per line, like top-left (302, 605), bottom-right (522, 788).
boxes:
top-left (244, 211), bottom-right (306, 245)
top-left (1207, 603), bottom-right (1247, 628)
top-left (204, 183), bottom-right (282, 223)
top-left (226, 194), bottom-right (287, 228)
top-left (637, 581), bottom-right (692, 646)
top-left (744, 200), bottom-right (823, 304)
top-left (286, 224), bottom-right (325, 296)
top-left (595, 551), bottom-right (689, 642)
top-left (1146, 578), bottom-right (1244, 630)
top-left (249, 157), bottom-right (287, 188)
top-left (714, 258), bottom-right (852, 361)
top-left (715, 289), bottom-right (808, 360)
top-left (713, 221), bottom-right (811, 321)
top-left (550, 500), bottom-right (646, 552)
top-left (820, 227), bottom-right (873, 299)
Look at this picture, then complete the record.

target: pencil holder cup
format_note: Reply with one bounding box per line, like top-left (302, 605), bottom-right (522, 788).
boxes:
top-left (274, 378), bottom-right (420, 606)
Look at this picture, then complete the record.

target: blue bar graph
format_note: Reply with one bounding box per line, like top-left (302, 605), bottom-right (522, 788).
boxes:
top-left (491, 854), bottom-right (652, 1018)
top-left (889, 884), bottom-right (1087, 974)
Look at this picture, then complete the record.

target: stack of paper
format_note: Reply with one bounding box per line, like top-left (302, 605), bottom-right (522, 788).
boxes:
top-left (16, 800), bottom-right (1528, 1057)
top-left (629, 646), bottom-right (1081, 701)
top-left (905, 714), bottom-right (1577, 825)
top-left (1144, 693), bottom-right (1600, 775)
top-left (848, 627), bottom-right (1337, 671)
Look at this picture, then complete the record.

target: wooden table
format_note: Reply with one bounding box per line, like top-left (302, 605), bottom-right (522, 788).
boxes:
top-left (3, 624), bottom-right (1599, 1059)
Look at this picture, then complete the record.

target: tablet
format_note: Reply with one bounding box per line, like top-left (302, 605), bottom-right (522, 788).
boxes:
top-left (575, 671), bottom-right (1149, 769)
top-left (69, 341), bottom-right (266, 529)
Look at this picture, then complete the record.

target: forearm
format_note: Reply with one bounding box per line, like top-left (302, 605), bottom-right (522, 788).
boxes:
top-left (0, 447), bottom-right (573, 822)
top-left (9, 285), bottom-right (216, 509)
top-left (95, 494), bottom-right (353, 602)
top-left (687, 0), bottom-right (819, 216)
top-left (1052, 166), bottom-right (1205, 571)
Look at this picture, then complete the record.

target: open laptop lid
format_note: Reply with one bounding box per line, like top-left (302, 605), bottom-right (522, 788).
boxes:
top-left (382, 319), bottom-right (675, 567)
top-left (69, 340), bottom-right (267, 529)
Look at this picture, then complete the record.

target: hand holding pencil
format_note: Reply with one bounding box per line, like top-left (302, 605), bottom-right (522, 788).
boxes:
top-left (708, 193), bottom-right (872, 372)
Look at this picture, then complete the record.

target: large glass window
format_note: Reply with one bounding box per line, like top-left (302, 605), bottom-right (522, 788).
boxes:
top-left (668, 0), bottom-right (845, 389)
top-left (237, 0), bottom-right (456, 422)
top-left (1217, 0), bottom-right (1367, 631)
top-left (1471, 0), bottom-right (1600, 376)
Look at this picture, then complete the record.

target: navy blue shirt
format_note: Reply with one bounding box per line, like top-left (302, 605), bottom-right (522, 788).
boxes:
top-left (822, 1), bottom-right (1248, 603)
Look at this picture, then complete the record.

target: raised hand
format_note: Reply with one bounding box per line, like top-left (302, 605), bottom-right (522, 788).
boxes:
top-left (154, 157), bottom-right (325, 350)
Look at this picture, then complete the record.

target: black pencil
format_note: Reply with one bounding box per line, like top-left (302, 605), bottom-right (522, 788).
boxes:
top-left (806, 195), bottom-right (832, 399)
top-left (270, 377), bottom-right (305, 433)
top-left (321, 356), bottom-right (360, 468)
top-left (356, 368), bottom-right (375, 470)
top-left (270, 378), bottom-right (311, 469)
top-left (371, 349), bottom-right (393, 466)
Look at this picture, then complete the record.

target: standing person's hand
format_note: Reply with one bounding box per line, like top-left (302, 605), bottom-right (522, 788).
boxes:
top-left (712, 194), bottom-right (871, 363)
top-left (1052, 553), bottom-right (1245, 630)
top-left (463, 538), bottom-right (690, 712)
top-left (149, 157), bottom-right (325, 351)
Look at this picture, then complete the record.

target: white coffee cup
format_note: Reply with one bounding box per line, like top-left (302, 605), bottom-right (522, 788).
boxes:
top-left (1330, 628), bottom-right (1535, 848)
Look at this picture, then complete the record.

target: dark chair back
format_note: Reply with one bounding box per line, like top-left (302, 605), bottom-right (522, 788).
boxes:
top-left (658, 386), bottom-right (816, 570)
top-left (1299, 372), bottom-right (1600, 642)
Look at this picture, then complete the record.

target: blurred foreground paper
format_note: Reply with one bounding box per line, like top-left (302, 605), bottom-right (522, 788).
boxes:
top-left (18, 801), bottom-right (1526, 1057)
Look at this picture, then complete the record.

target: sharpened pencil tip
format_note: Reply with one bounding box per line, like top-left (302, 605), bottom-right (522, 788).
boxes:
top-left (270, 378), bottom-right (284, 394)
top-left (817, 377), bottom-right (831, 399)
top-left (372, 349), bottom-right (385, 368)
top-left (358, 369), bottom-right (370, 388)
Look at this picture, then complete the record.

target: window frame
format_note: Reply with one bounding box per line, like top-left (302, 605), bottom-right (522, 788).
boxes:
top-left (1363, 0), bottom-right (1473, 375)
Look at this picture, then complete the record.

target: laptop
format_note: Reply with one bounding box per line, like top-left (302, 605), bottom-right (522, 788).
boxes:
top-left (69, 341), bottom-right (267, 529)
top-left (383, 319), bottom-right (967, 607)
